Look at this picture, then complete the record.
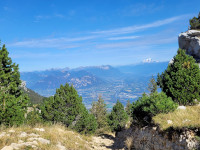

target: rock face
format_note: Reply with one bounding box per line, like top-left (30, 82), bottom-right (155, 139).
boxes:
top-left (116, 125), bottom-right (199, 150)
top-left (179, 30), bottom-right (200, 62)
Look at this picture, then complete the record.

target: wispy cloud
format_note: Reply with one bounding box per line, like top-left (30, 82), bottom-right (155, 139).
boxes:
top-left (92, 15), bottom-right (187, 35)
top-left (34, 13), bottom-right (65, 22)
top-left (10, 15), bottom-right (187, 49)
top-left (9, 36), bottom-right (97, 48)
top-left (96, 31), bottom-right (178, 49)
top-left (107, 36), bottom-right (140, 40)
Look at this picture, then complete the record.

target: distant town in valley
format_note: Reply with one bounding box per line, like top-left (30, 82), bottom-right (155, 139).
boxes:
top-left (21, 61), bottom-right (168, 109)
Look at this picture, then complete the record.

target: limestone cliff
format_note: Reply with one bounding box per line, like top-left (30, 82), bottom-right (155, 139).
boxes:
top-left (178, 30), bottom-right (200, 62)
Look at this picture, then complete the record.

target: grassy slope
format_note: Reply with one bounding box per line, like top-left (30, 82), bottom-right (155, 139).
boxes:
top-left (153, 105), bottom-right (200, 130)
top-left (0, 124), bottom-right (93, 150)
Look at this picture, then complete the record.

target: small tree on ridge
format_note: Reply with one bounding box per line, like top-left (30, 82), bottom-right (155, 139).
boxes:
top-left (157, 48), bottom-right (200, 105)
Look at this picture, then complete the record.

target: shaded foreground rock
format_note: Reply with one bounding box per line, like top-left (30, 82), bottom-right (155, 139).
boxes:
top-left (115, 125), bottom-right (200, 150)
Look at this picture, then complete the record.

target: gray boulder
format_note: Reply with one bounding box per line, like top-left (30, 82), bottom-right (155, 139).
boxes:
top-left (179, 30), bottom-right (200, 62)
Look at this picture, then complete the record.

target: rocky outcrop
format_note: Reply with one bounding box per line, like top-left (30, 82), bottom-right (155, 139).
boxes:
top-left (0, 130), bottom-right (50, 150)
top-left (116, 125), bottom-right (199, 150)
top-left (179, 30), bottom-right (200, 62)
top-left (19, 80), bottom-right (27, 91)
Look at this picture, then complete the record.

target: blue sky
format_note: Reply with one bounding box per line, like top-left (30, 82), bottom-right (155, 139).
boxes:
top-left (0, 0), bottom-right (200, 72)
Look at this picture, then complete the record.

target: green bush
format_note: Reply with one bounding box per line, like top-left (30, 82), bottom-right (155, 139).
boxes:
top-left (90, 96), bottom-right (108, 130)
top-left (0, 44), bottom-right (29, 126)
top-left (72, 107), bottom-right (97, 134)
top-left (40, 83), bottom-right (97, 134)
top-left (157, 49), bottom-right (200, 105)
top-left (190, 12), bottom-right (200, 30)
top-left (125, 100), bottom-right (132, 117)
top-left (108, 100), bottom-right (128, 132)
top-left (25, 108), bottom-right (43, 126)
top-left (132, 92), bottom-right (178, 125)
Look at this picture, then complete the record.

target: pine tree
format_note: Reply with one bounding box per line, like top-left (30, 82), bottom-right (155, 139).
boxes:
top-left (90, 96), bottom-right (108, 129)
top-left (0, 44), bottom-right (29, 126)
top-left (108, 100), bottom-right (128, 133)
top-left (40, 97), bottom-right (55, 121)
top-left (125, 100), bottom-right (132, 117)
top-left (40, 84), bottom-right (84, 125)
top-left (157, 49), bottom-right (200, 105)
top-left (40, 83), bottom-right (97, 134)
top-left (190, 12), bottom-right (200, 30)
top-left (73, 106), bottom-right (97, 134)
top-left (147, 76), bottom-right (157, 94)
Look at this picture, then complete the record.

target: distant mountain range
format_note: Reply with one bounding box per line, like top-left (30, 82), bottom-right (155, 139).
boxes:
top-left (20, 61), bottom-right (169, 109)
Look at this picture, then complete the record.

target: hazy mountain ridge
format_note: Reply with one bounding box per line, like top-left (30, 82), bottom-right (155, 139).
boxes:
top-left (21, 61), bottom-right (169, 108)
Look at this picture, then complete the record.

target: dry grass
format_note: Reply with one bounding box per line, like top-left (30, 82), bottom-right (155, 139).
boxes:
top-left (153, 105), bottom-right (200, 130)
top-left (125, 136), bottom-right (133, 150)
top-left (0, 123), bottom-right (93, 150)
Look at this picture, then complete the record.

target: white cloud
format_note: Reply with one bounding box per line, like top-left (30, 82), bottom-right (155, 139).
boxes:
top-left (96, 36), bottom-right (177, 49)
top-left (9, 36), bottom-right (97, 48)
top-left (92, 15), bottom-right (188, 35)
top-left (107, 36), bottom-right (140, 40)
top-left (10, 15), bottom-right (188, 49)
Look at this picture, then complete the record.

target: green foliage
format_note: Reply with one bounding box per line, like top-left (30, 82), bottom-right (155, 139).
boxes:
top-left (157, 49), bottom-right (200, 105)
top-left (125, 100), bottom-right (132, 117)
top-left (40, 83), bottom-right (97, 134)
top-left (90, 96), bottom-right (108, 129)
top-left (108, 100), bottom-right (128, 132)
top-left (0, 44), bottom-right (29, 126)
top-left (73, 107), bottom-right (97, 134)
top-left (132, 92), bottom-right (178, 125)
top-left (147, 76), bottom-right (157, 94)
top-left (39, 97), bottom-right (55, 122)
top-left (190, 12), bottom-right (200, 30)
top-left (25, 108), bottom-right (43, 126)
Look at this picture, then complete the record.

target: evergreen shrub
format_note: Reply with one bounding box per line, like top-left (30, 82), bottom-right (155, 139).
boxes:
top-left (157, 49), bottom-right (200, 105)
top-left (132, 92), bottom-right (178, 125)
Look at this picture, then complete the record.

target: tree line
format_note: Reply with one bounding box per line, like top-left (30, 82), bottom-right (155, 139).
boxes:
top-left (1, 42), bottom-right (200, 134)
top-left (0, 44), bottom-right (130, 134)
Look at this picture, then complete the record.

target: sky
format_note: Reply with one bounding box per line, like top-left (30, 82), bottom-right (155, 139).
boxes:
top-left (0, 0), bottom-right (200, 72)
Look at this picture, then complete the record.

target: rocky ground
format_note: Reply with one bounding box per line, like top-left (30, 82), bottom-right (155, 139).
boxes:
top-left (0, 125), bottom-right (123, 150)
top-left (92, 134), bottom-right (117, 150)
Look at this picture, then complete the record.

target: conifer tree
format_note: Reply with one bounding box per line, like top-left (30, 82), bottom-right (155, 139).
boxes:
top-left (41, 84), bottom-right (84, 125)
top-left (73, 106), bottom-right (97, 134)
top-left (147, 76), bottom-right (157, 94)
top-left (40, 83), bottom-right (97, 134)
top-left (0, 44), bottom-right (29, 126)
top-left (125, 100), bottom-right (132, 117)
top-left (40, 97), bottom-right (55, 121)
top-left (190, 12), bottom-right (200, 29)
top-left (108, 100), bottom-right (128, 133)
top-left (157, 49), bottom-right (200, 105)
top-left (90, 96), bottom-right (108, 129)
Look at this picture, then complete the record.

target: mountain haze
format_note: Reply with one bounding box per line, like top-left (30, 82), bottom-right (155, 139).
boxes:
top-left (21, 62), bottom-right (169, 108)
